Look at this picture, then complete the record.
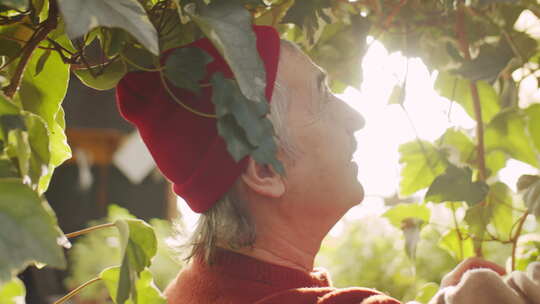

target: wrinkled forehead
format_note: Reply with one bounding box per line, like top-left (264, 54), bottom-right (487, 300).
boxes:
top-left (278, 42), bottom-right (326, 113)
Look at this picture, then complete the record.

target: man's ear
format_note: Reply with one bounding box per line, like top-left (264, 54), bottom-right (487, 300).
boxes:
top-left (241, 158), bottom-right (285, 198)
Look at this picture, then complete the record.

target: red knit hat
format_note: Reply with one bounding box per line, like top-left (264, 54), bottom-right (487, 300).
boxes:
top-left (116, 26), bottom-right (280, 213)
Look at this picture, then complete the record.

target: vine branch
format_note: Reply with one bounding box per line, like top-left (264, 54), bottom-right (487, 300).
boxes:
top-left (2, 0), bottom-right (59, 98)
top-left (53, 277), bottom-right (101, 304)
top-left (65, 222), bottom-right (115, 238)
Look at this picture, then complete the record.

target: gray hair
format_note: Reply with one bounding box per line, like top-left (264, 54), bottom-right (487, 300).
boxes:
top-left (181, 40), bottom-right (300, 263)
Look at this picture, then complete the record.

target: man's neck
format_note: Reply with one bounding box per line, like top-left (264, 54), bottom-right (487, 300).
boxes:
top-left (229, 218), bottom-right (332, 272)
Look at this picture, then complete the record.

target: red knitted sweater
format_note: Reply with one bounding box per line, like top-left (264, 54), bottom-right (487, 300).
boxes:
top-left (165, 249), bottom-right (401, 304)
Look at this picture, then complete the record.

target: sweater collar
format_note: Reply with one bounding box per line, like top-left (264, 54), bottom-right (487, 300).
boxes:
top-left (197, 248), bottom-right (331, 290)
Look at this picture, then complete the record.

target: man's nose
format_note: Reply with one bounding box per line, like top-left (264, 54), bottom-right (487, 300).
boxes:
top-left (343, 101), bottom-right (365, 132)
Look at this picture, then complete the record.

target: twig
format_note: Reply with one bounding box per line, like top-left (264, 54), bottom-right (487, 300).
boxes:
top-left (53, 277), bottom-right (101, 304)
top-left (510, 212), bottom-right (529, 271)
top-left (65, 223), bottom-right (115, 238)
top-left (2, 0), bottom-right (59, 98)
top-left (382, 0), bottom-right (408, 30)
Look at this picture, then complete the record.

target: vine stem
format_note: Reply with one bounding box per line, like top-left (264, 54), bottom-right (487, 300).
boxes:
top-left (159, 71), bottom-right (217, 118)
top-left (510, 212), bottom-right (529, 271)
top-left (53, 277), bottom-right (101, 304)
top-left (2, 0), bottom-right (59, 98)
top-left (65, 223), bottom-right (115, 238)
top-left (456, 0), bottom-right (487, 257)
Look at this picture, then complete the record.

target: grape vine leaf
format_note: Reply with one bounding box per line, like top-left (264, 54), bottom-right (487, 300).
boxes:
top-left (525, 104), bottom-right (540, 153)
top-left (398, 140), bottom-right (447, 196)
top-left (185, 1), bottom-right (268, 104)
top-left (438, 228), bottom-right (475, 261)
top-left (282, 0), bottom-right (332, 40)
top-left (518, 175), bottom-right (540, 219)
top-left (485, 182), bottom-right (514, 240)
top-left (485, 108), bottom-right (539, 168)
top-left (164, 47), bottom-right (213, 95)
top-left (114, 219), bottom-right (158, 304)
top-left (0, 277), bottom-right (25, 304)
top-left (434, 72), bottom-right (500, 124)
top-left (101, 267), bottom-right (166, 304)
top-left (211, 73), bottom-right (284, 174)
top-left (0, 179), bottom-right (66, 285)
top-left (437, 128), bottom-right (475, 165)
top-left (0, 0), bottom-right (28, 10)
top-left (383, 203), bottom-right (431, 229)
top-left (74, 59), bottom-right (128, 91)
top-left (18, 48), bottom-right (71, 193)
top-left (425, 165), bottom-right (489, 206)
top-left (57, 0), bottom-right (159, 55)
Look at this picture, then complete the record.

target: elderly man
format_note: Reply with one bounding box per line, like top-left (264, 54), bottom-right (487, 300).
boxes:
top-left (116, 26), bottom-right (511, 303)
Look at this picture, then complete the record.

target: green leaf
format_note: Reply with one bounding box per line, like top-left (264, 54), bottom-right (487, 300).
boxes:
top-left (388, 84), bottom-right (405, 105)
top-left (425, 165), bottom-right (489, 206)
top-left (18, 48), bottom-right (71, 191)
top-left (402, 218), bottom-right (422, 261)
top-left (415, 282), bottom-right (439, 304)
top-left (101, 267), bottom-right (166, 304)
top-left (308, 16), bottom-right (371, 91)
top-left (0, 160), bottom-right (18, 178)
top-left (100, 27), bottom-right (130, 58)
top-left (520, 178), bottom-right (540, 219)
top-left (186, 2), bottom-right (268, 104)
top-left (486, 182), bottom-right (514, 240)
top-left (0, 0), bottom-right (28, 10)
top-left (57, 0), bottom-right (159, 55)
top-left (525, 104), bottom-right (540, 153)
top-left (114, 219), bottom-right (158, 304)
top-left (383, 203), bottom-right (431, 228)
top-left (164, 47), bottom-right (213, 95)
top-left (282, 0), bottom-right (332, 41)
top-left (0, 95), bottom-right (20, 116)
top-left (0, 277), bottom-right (25, 304)
top-left (74, 59), bottom-right (127, 91)
top-left (0, 179), bottom-right (66, 284)
top-left (34, 49), bottom-right (51, 77)
top-left (398, 140), bottom-right (447, 196)
top-left (437, 128), bottom-right (475, 164)
top-left (485, 108), bottom-right (539, 168)
top-left (211, 73), bottom-right (284, 174)
top-left (485, 150), bottom-right (507, 177)
top-left (438, 228), bottom-right (475, 261)
top-left (434, 72), bottom-right (500, 123)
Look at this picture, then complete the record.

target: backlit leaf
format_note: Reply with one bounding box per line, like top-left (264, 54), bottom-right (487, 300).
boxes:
top-left (0, 277), bottom-right (25, 304)
top-left (211, 72), bottom-right (284, 174)
top-left (425, 165), bottom-right (489, 206)
top-left (186, 2), bottom-right (268, 104)
top-left (101, 267), bottom-right (166, 304)
top-left (74, 59), bottom-right (127, 91)
top-left (164, 47), bottom-right (213, 95)
top-left (398, 140), bottom-right (448, 196)
top-left (434, 72), bottom-right (500, 124)
top-left (486, 182), bottom-right (514, 240)
top-left (57, 0), bottom-right (159, 55)
top-left (520, 177), bottom-right (540, 219)
top-left (485, 108), bottom-right (539, 168)
top-left (415, 282), bottom-right (439, 304)
top-left (438, 228), bottom-right (475, 261)
top-left (0, 179), bottom-right (66, 285)
top-left (525, 104), bottom-right (540, 153)
top-left (114, 219), bottom-right (157, 304)
top-left (18, 48), bottom-right (71, 192)
top-left (383, 203), bottom-right (431, 228)
top-left (0, 0), bottom-right (28, 10)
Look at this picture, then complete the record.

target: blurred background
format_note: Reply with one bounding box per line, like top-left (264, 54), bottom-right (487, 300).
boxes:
top-left (23, 10), bottom-right (540, 304)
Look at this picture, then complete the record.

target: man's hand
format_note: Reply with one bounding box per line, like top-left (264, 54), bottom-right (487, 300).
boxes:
top-left (440, 257), bottom-right (506, 287)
